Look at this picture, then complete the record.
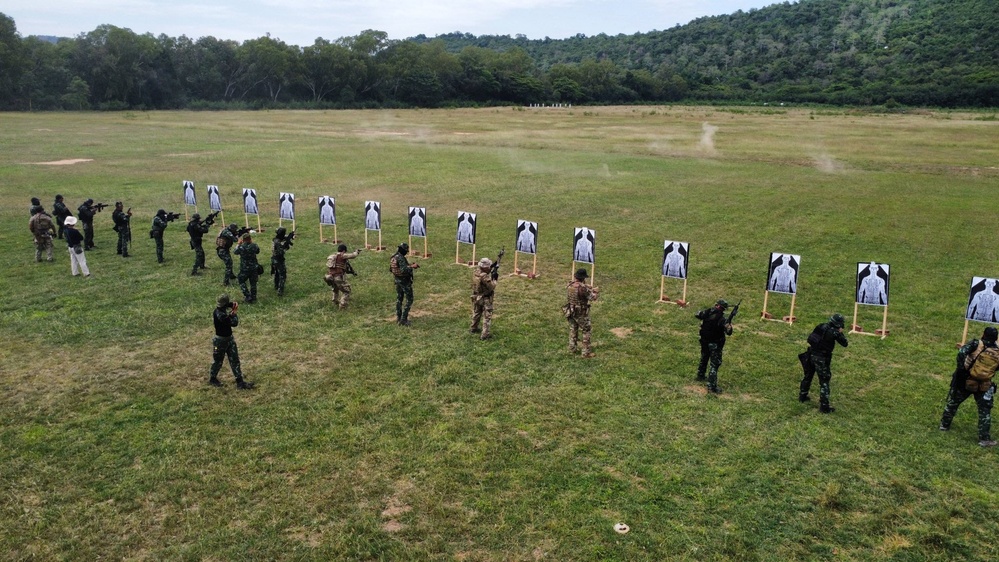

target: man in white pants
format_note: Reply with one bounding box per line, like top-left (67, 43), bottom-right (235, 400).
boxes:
top-left (63, 217), bottom-right (90, 277)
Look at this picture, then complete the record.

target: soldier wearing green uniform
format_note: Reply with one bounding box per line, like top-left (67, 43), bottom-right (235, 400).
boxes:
top-left (112, 202), bottom-right (132, 257)
top-left (209, 293), bottom-right (254, 389)
top-left (940, 327), bottom-right (999, 447)
top-left (470, 257), bottom-right (498, 340)
top-left (28, 206), bottom-right (56, 262)
top-left (271, 227), bottom-right (291, 296)
top-left (234, 232), bottom-right (260, 303)
top-left (799, 313), bottom-right (849, 413)
top-left (390, 243), bottom-right (419, 325)
top-left (187, 214), bottom-right (209, 275)
top-left (325, 244), bottom-right (362, 309)
top-left (151, 209), bottom-right (169, 264)
top-left (564, 268), bottom-right (598, 358)
top-left (215, 224), bottom-right (239, 286)
top-left (52, 195), bottom-right (72, 239)
top-left (695, 299), bottom-right (734, 394)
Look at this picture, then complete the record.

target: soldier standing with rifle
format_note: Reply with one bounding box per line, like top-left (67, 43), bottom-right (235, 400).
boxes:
top-left (28, 205), bottom-right (56, 262)
top-left (77, 199), bottom-right (105, 250)
top-left (271, 228), bottom-right (295, 296)
top-left (390, 242), bottom-right (420, 326)
top-left (151, 209), bottom-right (180, 264)
top-left (798, 313), bottom-right (849, 412)
top-left (695, 299), bottom-right (740, 394)
top-left (325, 243), bottom-right (362, 309)
top-left (112, 202), bottom-right (132, 257)
top-left (187, 212), bottom-right (216, 275)
top-left (564, 268), bottom-right (599, 358)
top-left (234, 232), bottom-right (260, 303)
top-left (470, 249), bottom-right (504, 340)
top-left (215, 223), bottom-right (242, 286)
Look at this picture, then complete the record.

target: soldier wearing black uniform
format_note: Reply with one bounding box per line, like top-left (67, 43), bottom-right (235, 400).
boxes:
top-left (799, 313), bottom-right (849, 413)
top-left (695, 299), bottom-right (734, 394)
top-left (151, 209), bottom-right (169, 264)
top-left (187, 213), bottom-right (210, 275)
top-left (52, 195), bottom-right (73, 239)
top-left (77, 199), bottom-right (97, 250)
top-left (209, 293), bottom-right (254, 389)
top-left (271, 227), bottom-right (292, 296)
top-left (112, 202), bottom-right (132, 257)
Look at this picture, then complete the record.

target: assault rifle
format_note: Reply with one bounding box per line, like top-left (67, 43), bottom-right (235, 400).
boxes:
top-left (345, 260), bottom-right (357, 276)
top-left (234, 226), bottom-right (253, 237)
top-left (93, 202), bottom-right (109, 212)
top-left (490, 247), bottom-right (505, 280)
top-left (279, 230), bottom-right (296, 250)
top-left (203, 211), bottom-right (220, 226)
top-left (164, 211), bottom-right (182, 222)
top-left (726, 300), bottom-right (742, 324)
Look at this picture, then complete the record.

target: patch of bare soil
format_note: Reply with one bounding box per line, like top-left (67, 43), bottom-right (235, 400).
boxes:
top-left (610, 327), bottom-right (633, 338)
top-left (33, 159), bottom-right (93, 166)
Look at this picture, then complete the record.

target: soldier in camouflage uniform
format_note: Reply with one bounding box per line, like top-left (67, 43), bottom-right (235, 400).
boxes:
top-left (77, 199), bottom-right (97, 250)
top-left (799, 313), bottom-right (849, 413)
top-left (564, 268), bottom-right (598, 358)
top-left (390, 243), bottom-right (420, 325)
top-left (215, 224), bottom-right (239, 286)
top-left (28, 206), bottom-right (56, 262)
top-left (209, 293), bottom-right (254, 389)
top-left (325, 243), bottom-right (362, 309)
top-left (695, 299), bottom-right (734, 394)
top-left (470, 257), bottom-right (498, 340)
top-left (112, 202), bottom-right (132, 257)
top-left (52, 195), bottom-right (73, 239)
top-left (187, 214), bottom-right (209, 275)
top-left (271, 227), bottom-right (292, 296)
top-left (151, 209), bottom-right (169, 264)
top-left (940, 326), bottom-right (999, 447)
top-left (234, 232), bottom-right (260, 303)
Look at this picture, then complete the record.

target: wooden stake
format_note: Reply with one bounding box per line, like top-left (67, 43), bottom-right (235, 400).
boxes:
top-left (850, 302), bottom-right (861, 334)
top-left (659, 276), bottom-right (666, 301)
top-left (961, 319), bottom-right (970, 346)
top-left (761, 290), bottom-right (770, 319)
top-left (878, 305), bottom-right (889, 339)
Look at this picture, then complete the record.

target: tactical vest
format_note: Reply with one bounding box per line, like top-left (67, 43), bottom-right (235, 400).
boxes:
top-left (390, 254), bottom-right (403, 277)
top-left (216, 230), bottom-right (233, 250)
top-left (329, 252), bottom-right (347, 275)
top-left (968, 343), bottom-right (999, 382)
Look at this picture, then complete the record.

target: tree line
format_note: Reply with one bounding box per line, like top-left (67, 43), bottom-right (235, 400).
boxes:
top-left (1, 0), bottom-right (996, 111)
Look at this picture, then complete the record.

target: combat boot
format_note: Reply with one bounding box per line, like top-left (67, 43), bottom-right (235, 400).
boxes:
top-left (708, 386), bottom-right (723, 394)
top-left (799, 394), bottom-right (811, 402)
top-left (978, 439), bottom-right (997, 447)
top-left (236, 380), bottom-right (255, 390)
top-left (209, 377), bottom-right (222, 387)
top-left (819, 405), bottom-right (835, 414)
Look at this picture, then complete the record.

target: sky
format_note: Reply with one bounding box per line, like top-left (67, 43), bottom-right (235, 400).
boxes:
top-left (5, 1), bottom-right (777, 46)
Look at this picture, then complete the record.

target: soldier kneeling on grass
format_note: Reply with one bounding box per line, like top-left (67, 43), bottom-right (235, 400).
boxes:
top-left (940, 327), bottom-right (999, 447)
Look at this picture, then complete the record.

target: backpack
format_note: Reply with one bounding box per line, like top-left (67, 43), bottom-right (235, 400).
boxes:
top-left (389, 254), bottom-right (402, 276)
top-left (967, 342), bottom-right (999, 381)
top-left (806, 325), bottom-right (824, 347)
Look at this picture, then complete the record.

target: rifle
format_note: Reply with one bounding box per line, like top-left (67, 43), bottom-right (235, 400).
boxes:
top-left (235, 226), bottom-right (253, 237)
top-left (726, 299), bottom-right (742, 324)
top-left (203, 211), bottom-right (220, 226)
top-left (164, 211), bottom-right (182, 222)
top-left (490, 247), bottom-right (506, 280)
top-left (280, 230), bottom-right (296, 250)
top-left (345, 260), bottom-right (357, 276)
top-left (93, 203), bottom-right (109, 212)
top-left (125, 207), bottom-right (132, 242)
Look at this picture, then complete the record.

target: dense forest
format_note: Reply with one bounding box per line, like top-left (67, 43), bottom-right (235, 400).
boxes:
top-left (1, 0), bottom-right (997, 110)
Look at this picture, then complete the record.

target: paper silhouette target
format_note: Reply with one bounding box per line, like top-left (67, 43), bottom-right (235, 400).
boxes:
top-left (967, 277), bottom-right (999, 324)
top-left (856, 262), bottom-right (890, 306)
top-left (456, 212), bottom-right (476, 244)
top-left (409, 207), bottom-right (427, 237)
top-left (243, 189), bottom-right (259, 215)
top-left (662, 241), bottom-right (689, 280)
top-left (183, 180), bottom-right (196, 206)
top-left (573, 228), bottom-right (595, 264)
top-left (767, 253), bottom-right (800, 295)
top-left (365, 201), bottom-right (381, 230)
top-left (319, 196), bottom-right (336, 225)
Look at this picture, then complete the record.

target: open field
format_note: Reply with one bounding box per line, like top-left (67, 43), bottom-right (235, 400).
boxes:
top-left (2, 106), bottom-right (999, 560)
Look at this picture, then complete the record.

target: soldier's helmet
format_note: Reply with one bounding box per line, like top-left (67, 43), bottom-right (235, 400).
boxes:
top-left (217, 293), bottom-right (231, 308)
top-left (398, 242), bottom-right (409, 254)
top-left (984, 327), bottom-right (999, 344)
top-left (157, 209), bottom-right (166, 217)
top-left (715, 299), bottom-right (729, 310)
top-left (228, 223), bottom-right (238, 232)
top-left (85, 198), bottom-right (94, 206)
top-left (192, 213), bottom-right (201, 221)
top-left (478, 257), bottom-right (492, 269)
top-left (241, 233), bottom-right (252, 241)
top-left (56, 194), bottom-right (64, 201)
top-left (830, 313), bottom-right (846, 329)
top-left (338, 243), bottom-right (348, 252)
top-left (31, 197), bottom-right (40, 206)
top-left (574, 268), bottom-right (589, 281)
top-left (275, 227), bottom-right (287, 239)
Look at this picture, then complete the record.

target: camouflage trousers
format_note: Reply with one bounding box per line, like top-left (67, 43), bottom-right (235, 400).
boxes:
top-left (329, 274), bottom-right (352, 309)
top-left (941, 384), bottom-right (994, 441)
top-left (216, 248), bottom-right (234, 285)
top-left (238, 269), bottom-right (258, 302)
top-left (192, 241), bottom-right (205, 272)
top-left (116, 229), bottom-right (129, 256)
top-left (395, 280), bottom-right (414, 321)
top-left (697, 340), bottom-right (724, 391)
top-left (471, 294), bottom-right (494, 337)
top-left (272, 261), bottom-right (286, 295)
top-left (210, 336), bottom-right (244, 382)
top-left (34, 236), bottom-right (54, 262)
top-left (153, 234), bottom-right (164, 263)
top-left (800, 353), bottom-right (833, 408)
top-left (567, 312), bottom-right (592, 355)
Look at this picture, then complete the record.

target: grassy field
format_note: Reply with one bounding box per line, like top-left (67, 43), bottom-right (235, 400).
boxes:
top-left (1, 106), bottom-right (999, 560)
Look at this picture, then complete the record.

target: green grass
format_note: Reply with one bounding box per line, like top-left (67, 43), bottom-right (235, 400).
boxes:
top-left (1, 106), bottom-right (999, 560)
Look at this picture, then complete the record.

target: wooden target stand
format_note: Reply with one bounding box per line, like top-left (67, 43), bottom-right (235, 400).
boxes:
top-left (455, 240), bottom-right (476, 266)
top-left (365, 228), bottom-right (385, 251)
top-left (760, 290), bottom-right (797, 324)
top-left (409, 233), bottom-right (431, 259)
top-left (657, 275), bottom-right (688, 307)
top-left (571, 261), bottom-right (595, 286)
top-left (320, 223), bottom-right (339, 244)
top-left (959, 319), bottom-right (997, 348)
top-left (849, 302), bottom-right (890, 339)
top-left (512, 250), bottom-right (538, 279)
top-left (245, 213), bottom-right (264, 233)
top-left (184, 203), bottom-right (197, 222)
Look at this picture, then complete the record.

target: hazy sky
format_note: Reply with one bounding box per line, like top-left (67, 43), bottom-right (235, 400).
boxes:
top-left (6, 1), bottom-right (776, 46)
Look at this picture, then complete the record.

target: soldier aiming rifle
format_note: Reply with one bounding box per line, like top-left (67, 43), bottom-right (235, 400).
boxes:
top-left (471, 248), bottom-right (505, 340)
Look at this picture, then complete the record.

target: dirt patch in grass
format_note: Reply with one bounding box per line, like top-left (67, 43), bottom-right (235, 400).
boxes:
top-left (32, 159), bottom-right (93, 165)
top-left (610, 327), bottom-right (633, 338)
top-left (380, 479), bottom-right (413, 533)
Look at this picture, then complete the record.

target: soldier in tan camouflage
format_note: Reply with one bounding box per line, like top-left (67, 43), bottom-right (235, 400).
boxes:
top-left (28, 206), bottom-right (56, 262)
top-left (564, 268), bottom-right (598, 358)
top-left (325, 243), bottom-right (362, 309)
top-left (470, 257), bottom-right (498, 339)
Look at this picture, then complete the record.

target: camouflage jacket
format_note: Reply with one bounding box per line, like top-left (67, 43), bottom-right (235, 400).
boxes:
top-left (234, 242), bottom-right (260, 271)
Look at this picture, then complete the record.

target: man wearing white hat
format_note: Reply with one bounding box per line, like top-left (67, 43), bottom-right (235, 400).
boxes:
top-left (63, 216), bottom-right (90, 277)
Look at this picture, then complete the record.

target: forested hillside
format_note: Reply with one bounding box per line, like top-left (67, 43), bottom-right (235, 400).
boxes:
top-left (1, 0), bottom-right (996, 110)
